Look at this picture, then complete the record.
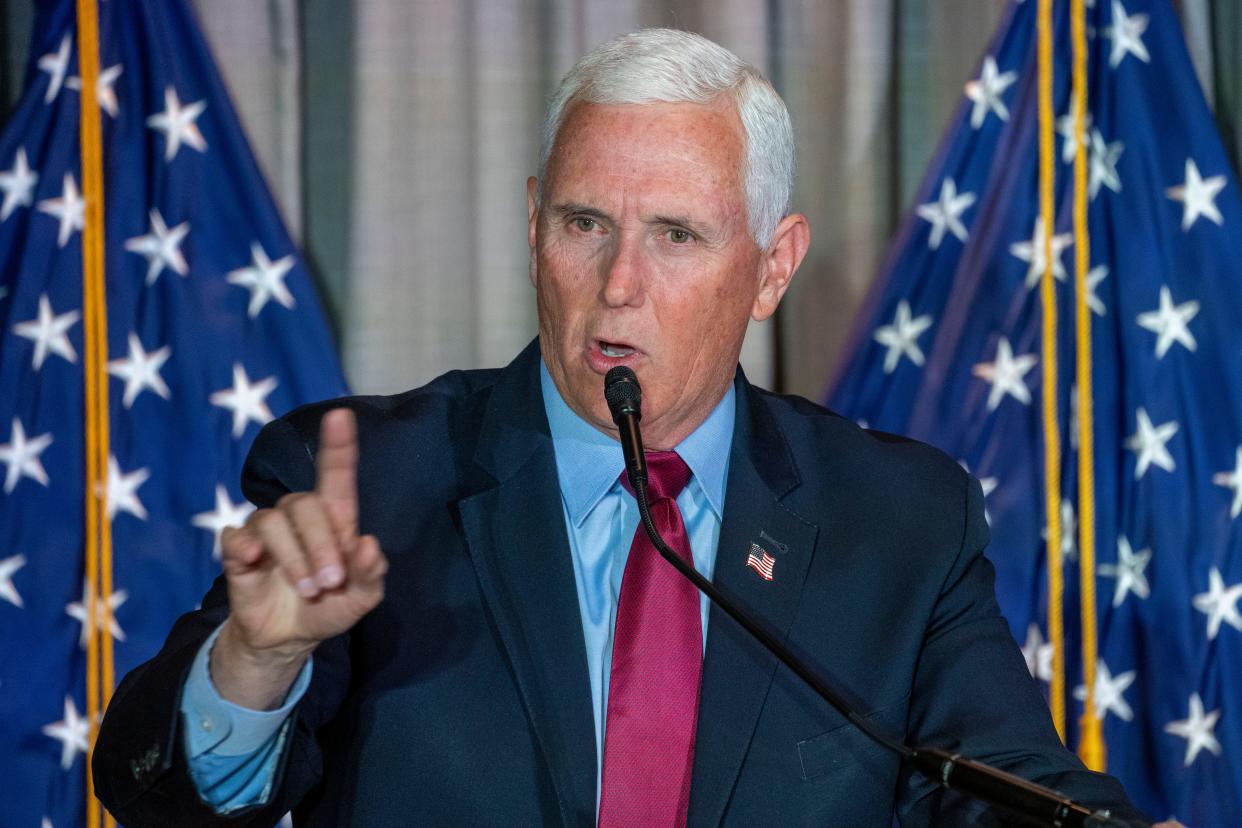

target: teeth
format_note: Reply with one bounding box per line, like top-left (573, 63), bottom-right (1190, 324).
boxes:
top-left (600, 342), bottom-right (634, 358)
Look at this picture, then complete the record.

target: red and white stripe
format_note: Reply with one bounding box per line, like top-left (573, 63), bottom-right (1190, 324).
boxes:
top-left (746, 544), bottom-right (775, 581)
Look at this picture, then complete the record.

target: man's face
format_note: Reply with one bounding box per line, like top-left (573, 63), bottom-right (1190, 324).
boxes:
top-left (529, 99), bottom-right (783, 449)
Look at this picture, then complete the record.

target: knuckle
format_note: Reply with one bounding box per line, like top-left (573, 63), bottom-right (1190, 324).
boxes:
top-left (251, 510), bottom-right (284, 534)
top-left (221, 527), bottom-right (247, 551)
top-left (277, 491), bottom-right (308, 510)
top-left (244, 508), bottom-right (271, 529)
top-left (278, 552), bottom-right (311, 576)
top-left (305, 541), bottom-right (338, 564)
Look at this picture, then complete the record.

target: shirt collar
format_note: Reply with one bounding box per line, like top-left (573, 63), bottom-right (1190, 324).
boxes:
top-left (540, 360), bottom-right (735, 527)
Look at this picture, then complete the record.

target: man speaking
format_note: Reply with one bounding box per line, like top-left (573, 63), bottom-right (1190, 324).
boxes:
top-left (95, 29), bottom-right (1152, 826)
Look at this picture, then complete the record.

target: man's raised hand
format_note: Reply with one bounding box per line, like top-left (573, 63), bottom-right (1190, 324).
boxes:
top-left (213, 408), bottom-right (387, 709)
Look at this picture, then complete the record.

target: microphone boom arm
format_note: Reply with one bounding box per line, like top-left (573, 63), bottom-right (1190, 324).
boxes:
top-left (628, 475), bottom-right (1140, 828)
top-left (603, 363), bottom-right (1144, 827)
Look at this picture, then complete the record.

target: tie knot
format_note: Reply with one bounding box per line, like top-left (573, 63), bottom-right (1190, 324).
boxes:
top-left (620, 450), bottom-right (692, 501)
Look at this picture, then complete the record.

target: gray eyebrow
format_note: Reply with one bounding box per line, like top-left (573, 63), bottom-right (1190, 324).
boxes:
top-left (551, 202), bottom-right (611, 222)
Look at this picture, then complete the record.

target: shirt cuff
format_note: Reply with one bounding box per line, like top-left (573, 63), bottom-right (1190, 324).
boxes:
top-left (180, 622), bottom-right (313, 758)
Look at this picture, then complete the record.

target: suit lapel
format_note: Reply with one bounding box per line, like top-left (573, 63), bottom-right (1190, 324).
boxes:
top-left (688, 378), bottom-right (820, 828)
top-left (456, 343), bottom-right (597, 827)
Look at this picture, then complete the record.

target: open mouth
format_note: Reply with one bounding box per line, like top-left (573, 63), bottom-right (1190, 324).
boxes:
top-left (598, 341), bottom-right (636, 358)
top-left (589, 339), bottom-right (642, 372)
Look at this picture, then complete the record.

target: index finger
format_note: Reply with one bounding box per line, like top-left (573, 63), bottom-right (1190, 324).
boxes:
top-left (315, 407), bottom-right (358, 534)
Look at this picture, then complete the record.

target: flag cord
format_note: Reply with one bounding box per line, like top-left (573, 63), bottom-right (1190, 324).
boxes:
top-left (1036, 0), bottom-right (1067, 743)
top-left (1071, 0), bottom-right (1105, 771)
top-left (74, 0), bottom-right (117, 825)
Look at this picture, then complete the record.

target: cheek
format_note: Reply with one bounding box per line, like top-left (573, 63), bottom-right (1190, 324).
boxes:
top-left (535, 247), bottom-right (593, 334)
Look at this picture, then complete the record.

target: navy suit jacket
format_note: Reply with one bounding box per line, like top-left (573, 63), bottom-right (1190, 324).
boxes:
top-left (94, 341), bottom-right (1143, 826)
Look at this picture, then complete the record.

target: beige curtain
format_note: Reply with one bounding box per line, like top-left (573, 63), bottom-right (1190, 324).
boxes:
top-left (4, 0), bottom-right (1237, 400)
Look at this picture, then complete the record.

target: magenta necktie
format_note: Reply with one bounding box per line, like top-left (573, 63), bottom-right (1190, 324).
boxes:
top-left (598, 451), bottom-right (703, 828)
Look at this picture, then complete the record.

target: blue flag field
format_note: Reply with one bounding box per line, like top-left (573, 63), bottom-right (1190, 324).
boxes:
top-left (830, 0), bottom-right (1241, 823)
top-left (0, 1), bottom-right (347, 824)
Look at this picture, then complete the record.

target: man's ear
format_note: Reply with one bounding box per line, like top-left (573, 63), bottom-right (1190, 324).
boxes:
top-left (527, 177), bottom-right (540, 245)
top-left (752, 213), bottom-right (810, 321)
top-left (527, 176), bottom-right (539, 286)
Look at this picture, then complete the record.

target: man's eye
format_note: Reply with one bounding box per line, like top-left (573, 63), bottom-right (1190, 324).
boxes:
top-left (668, 228), bottom-right (693, 244)
top-left (573, 217), bottom-right (597, 232)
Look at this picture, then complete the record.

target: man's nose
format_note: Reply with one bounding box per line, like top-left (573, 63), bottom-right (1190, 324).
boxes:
top-left (600, 234), bottom-right (646, 308)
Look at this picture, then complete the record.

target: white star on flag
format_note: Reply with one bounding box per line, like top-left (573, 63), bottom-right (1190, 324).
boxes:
top-left (1098, 536), bottom-right (1152, 608)
top-left (979, 476), bottom-right (998, 526)
top-left (41, 696), bottom-right (90, 770)
top-left (0, 417), bottom-right (54, 494)
top-left (1010, 216), bottom-right (1073, 289)
top-left (1021, 623), bottom-right (1054, 683)
top-left (13, 293), bottom-right (80, 371)
top-left (873, 300), bottom-right (933, 373)
top-left (1087, 129), bottom-right (1124, 199)
top-left (146, 86), bottom-right (208, 161)
top-left (1106, 1), bottom-right (1150, 69)
top-left (916, 178), bottom-right (976, 250)
top-left (1164, 694), bottom-right (1223, 767)
top-left (959, 460), bottom-right (998, 525)
top-left (1166, 158), bottom-right (1226, 231)
top-left (65, 63), bottom-right (123, 119)
top-left (1055, 95), bottom-right (1093, 164)
top-left (1042, 499), bottom-right (1078, 562)
top-left (0, 553), bottom-right (27, 608)
top-left (104, 456), bottom-right (150, 521)
top-left (972, 337), bottom-right (1037, 411)
top-left (210, 363), bottom-right (278, 438)
top-left (1136, 285), bottom-right (1199, 359)
top-left (65, 579), bottom-right (128, 649)
top-left (227, 242), bottom-right (297, 318)
top-left (107, 333), bottom-right (172, 408)
top-left (1074, 660), bottom-right (1137, 722)
top-left (124, 209), bottom-right (190, 285)
top-left (36, 172), bottom-right (86, 248)
top-left (1125, 407), bottom-right (1178, 479)
top-left (1192, 567), bottom-right (1242, 640)
top-left (1212, 446), bottom-right (1242, 519)
top-left (1085, 265), bottom-right (1108, 316)
top-left (193, 485), bottom-right (256, 560)
top-left (0, 146), bottom-right (39, 221)
top-left (964, 56), bottom-right (1017, 129)
top-left (37, 34), bottom-right (71, 104)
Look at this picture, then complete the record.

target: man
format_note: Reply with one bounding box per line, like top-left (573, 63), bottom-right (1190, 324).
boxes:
top-left (95, 29), bottom-right (1153, 826)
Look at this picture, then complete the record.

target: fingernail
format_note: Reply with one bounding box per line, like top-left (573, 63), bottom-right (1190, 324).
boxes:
top-left (317, 565), bottom-right (344, 589)
top-left (296, 577), bottom-right (319, 598)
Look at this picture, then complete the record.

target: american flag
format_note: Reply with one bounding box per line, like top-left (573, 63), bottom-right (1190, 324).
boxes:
top-left (828, 0), bottom-right (1240, 823)
top-left (0, 1), bottom-right (347, 825)
top-left (746, 543), bottom-right (775, 581)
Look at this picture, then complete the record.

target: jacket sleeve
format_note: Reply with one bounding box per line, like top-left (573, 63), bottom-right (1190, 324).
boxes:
top-left (895, 474), bottom-right (1150, 826)
top-left (92, 415), bottom-right (354, 828)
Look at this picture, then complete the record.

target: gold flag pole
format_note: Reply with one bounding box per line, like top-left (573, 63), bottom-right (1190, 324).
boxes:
top-left (1070, 0), bottom-right (1105, 771)
top-left (74, 0), bottom-right (117, 825)
top-left (1036, 0), bottom-right (1067, 742)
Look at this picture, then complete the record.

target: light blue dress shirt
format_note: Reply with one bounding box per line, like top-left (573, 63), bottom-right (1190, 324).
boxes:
top-left (179, 361), bottom-right (735, 813)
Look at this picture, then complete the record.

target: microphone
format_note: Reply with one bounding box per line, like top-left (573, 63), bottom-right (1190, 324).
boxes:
top-left (601, 369), bottom-right (1145, 828)
top-left (604, 366), bottom-right (647, 488)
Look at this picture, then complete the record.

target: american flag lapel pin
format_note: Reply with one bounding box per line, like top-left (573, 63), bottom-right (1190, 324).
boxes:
top-left (746, 542), bottom-right (776, 581)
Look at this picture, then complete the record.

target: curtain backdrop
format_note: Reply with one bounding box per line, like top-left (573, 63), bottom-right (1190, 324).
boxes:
top-left (2, 0), bottom-right (1237, 399)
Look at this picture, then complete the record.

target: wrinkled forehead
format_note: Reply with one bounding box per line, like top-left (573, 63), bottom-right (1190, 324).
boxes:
top-left (543, 99), bottom-right (747, 210)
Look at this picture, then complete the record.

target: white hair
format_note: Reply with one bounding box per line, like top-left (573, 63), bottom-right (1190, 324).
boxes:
top-left (537, 28), bottom-right (795, 248)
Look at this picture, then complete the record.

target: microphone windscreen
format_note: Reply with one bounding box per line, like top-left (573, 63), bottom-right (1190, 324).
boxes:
top-left (604, 366), bottom-right (642, 421)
